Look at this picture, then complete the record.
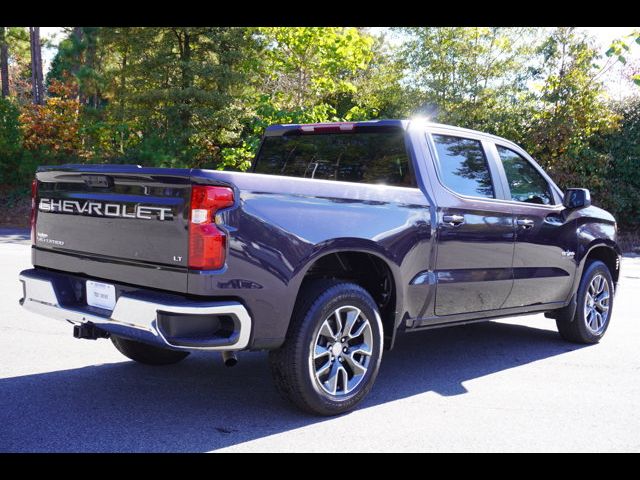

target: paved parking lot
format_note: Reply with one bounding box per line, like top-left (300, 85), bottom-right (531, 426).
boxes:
top-left (1, 229), bottom-right (638, 452)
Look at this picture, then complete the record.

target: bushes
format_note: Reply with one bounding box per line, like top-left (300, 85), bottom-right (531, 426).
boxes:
top-left (1, 80), bottom-right (87, 188)
top-left (19, 79), bottom-right (84, 161)
top-left (601, 98), bottom-right (640, 229)
top-left (3, 92), bottom-right (640, 231)
top-left (0, 98), bottom-right (23, 185)
top-left (1, 26), bottom-right (640, 234)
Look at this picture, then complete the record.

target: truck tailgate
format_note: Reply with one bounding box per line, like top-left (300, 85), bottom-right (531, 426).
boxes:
top-left (33, 166), bottom-right (193, 291)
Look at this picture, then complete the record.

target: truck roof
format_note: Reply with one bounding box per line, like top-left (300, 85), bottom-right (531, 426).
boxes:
top-left (263, 119), bottom-right (520, 148)
top-left (264, 119), bottom-right (408, 136)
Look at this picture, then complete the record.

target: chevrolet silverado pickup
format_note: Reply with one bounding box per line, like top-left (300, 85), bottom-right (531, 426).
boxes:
top-left (19, 120), bottom-right (621, 415)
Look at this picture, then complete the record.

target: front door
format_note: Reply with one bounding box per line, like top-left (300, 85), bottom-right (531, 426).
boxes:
top-left (492, 144), bottom-right (577, 308)
top-left (428, 133), bottom-right (515, 316)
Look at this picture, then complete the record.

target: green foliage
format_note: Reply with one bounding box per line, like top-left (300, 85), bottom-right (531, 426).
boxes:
top-left (600, 98), bottom-right (640, 228)
top-left (3, 27), bottom-right (31, 102)
top-left (20, 78), bottom-right (85, 160)
top-left (46, 36), bottom-right (76, 89)
top-left (2, 26), bottom-right (640, 231)
top-left (46, 27), bottom-right (255, 168)
top-left (5, 27), bottom-right (30, 58)
top-left (0, 98), bottom-right (22, 155)
top-left (603, 30), bottom-right (640, 88)
top-left (526, 28), bottom-right (619, 199)
top-left (255, 27), bottom-right (374, 109)
top-left (396, 27), bottom-right (538, 138)
top-left (0, 98), bottom-right (23, 184)
top-left (220, 27), bottom-right (389, 167)
top-left (108, 27), bottom-right (252, 167)
top-left (605, 30), bottom-right (640, 67)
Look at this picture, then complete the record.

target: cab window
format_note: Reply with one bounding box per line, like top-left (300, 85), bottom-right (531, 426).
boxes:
top-left (497, 146), bottom-right (553, 205)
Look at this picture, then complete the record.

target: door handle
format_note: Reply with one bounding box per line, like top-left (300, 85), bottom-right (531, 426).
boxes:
top-left (517, 218), bottom-right (535, 229)
top-left (442, 214), bottom-right (465, 226)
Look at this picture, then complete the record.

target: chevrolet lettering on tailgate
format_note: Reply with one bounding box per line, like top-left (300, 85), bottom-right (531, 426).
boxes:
top-left (38, 198), bottom-right (173, 220)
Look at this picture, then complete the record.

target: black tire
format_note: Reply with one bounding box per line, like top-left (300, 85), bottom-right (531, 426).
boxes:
top-left (269, 280), bottom-right (384, 416)
top-left (556, 260), bottom-right (614, 344)
top-left (111, 335), bottom-right (190, 365)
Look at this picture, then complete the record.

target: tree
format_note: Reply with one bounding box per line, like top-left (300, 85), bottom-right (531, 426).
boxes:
top-left (93, 27), bottom-right (254, 166)
top-left (20, 77), bottom-right (84, 160)
top-left (395, 27), bottom-right (539, 140)
top-left (526, 27), bottom-right (619, 197)
top-left (220, 27), bottom-right (383, 169)
top-left (48, 27), bottom-right (101, 106)
top-left (255, 27), bottom-right (374, 111)
top-left (598, 98), bottom-right (640, 228)
top-left (3, 27), bottom-right (32, 102)
top-left (0, 97), bottom-right (23, 183)
top-left (79, 27), bottom-right (100, 107)
top-left (43, 27), bottom-right (256, 166)
top-left (605, 29), bottom-right (640, 87)
top-left (0, 27), bottom-right (9, 98)
top-left (29, 27), bottom-right (44, 105)
top-left (332, 30), bottom-right (410, 120)
top-left (46, 28), bottom-right (79, 89)
top-left (2, 26), bottom-right (639, 236)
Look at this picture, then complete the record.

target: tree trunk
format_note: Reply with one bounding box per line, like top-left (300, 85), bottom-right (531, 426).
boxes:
top-left (119, 44), bottom-right (127, 154)
top-left (178, 28), bottom-right (193, 149)
top-left (29, 27), bottom-right (44, 105)
top-left (72, 27), bottom-right (84, 103)
top-left (0, 27), bottom-right (9, 98)
top-left (83, 27), bottom-right (98, 108)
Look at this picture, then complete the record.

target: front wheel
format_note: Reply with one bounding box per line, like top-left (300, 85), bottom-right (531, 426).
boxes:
top-left (556, 260), bottom-right (614, 344)
top-left (269, 280), bottom-right (384, 416)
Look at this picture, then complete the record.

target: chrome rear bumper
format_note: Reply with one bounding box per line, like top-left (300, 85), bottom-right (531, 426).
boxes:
top-left (19, 269), bottom-right (252, 351)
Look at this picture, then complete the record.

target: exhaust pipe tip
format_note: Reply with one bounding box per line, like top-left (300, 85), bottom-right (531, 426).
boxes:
top-left (221, 351), bottom-right (238, 367)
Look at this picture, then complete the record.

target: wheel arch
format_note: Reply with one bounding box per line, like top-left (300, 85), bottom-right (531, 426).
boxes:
top-left (576, 241), bottom-right (621, 293)
top-left (292, 243), bottom-right (405, 350)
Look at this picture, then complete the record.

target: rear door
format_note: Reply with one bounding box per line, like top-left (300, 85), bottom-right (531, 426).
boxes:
top-left (489, 143), bottom-right (577, 308)
top-left (426, 130), bottom-right (516, 316)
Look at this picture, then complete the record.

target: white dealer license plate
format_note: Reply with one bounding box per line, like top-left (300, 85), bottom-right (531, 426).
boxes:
top-left (86, 280), bottom-right (116, 310)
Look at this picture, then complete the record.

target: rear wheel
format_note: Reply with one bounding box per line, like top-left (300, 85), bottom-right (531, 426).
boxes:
top-left (556, 260), bottom-right (614, 344)
top-left (111, 335), bottom-right (190, 365)
top-left (269, 280), bottom-right (383, 416)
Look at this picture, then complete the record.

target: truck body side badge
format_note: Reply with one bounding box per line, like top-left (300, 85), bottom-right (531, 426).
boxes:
top-left (561, 250), bottom-right (575, 258)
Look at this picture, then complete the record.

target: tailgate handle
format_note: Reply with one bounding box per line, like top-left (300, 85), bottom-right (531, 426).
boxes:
top-left (82, 175), bottom-right (113, 188)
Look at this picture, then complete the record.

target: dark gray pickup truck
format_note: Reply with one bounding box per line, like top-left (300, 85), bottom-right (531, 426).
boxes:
top-left (19, 120), bottom-right (620, 415)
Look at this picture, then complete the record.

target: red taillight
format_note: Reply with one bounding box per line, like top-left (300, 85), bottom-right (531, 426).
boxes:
top-left (188, 185), bottom-right (234, 270)
top-left (30, 178), bottom-right (38, 245)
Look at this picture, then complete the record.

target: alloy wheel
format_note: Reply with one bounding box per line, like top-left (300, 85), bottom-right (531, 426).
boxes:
top-left (584, 274), bottom-right (610, 334)
top-left (310, 305), bottom-right (373, 396)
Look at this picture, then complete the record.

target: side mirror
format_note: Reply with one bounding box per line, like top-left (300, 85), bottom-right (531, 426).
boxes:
top-left (563, 188), bottom-right (591, 209)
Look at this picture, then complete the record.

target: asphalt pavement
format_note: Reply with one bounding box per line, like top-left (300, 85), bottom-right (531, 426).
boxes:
top-left (1, 228), bottom-right (639, 452)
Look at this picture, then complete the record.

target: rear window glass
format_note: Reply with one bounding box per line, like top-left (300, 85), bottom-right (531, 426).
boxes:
top-left (253, 131), bottom-right (416, 187)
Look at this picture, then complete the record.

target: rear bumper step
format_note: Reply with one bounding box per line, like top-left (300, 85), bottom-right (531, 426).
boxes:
top-left (19, 269), bottom-right (252, 351)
